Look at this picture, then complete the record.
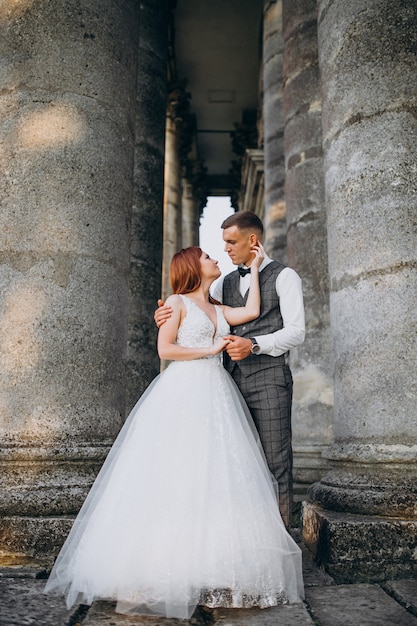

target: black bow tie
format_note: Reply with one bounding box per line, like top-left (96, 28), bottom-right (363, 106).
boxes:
top-left (238, 266), bottom-right (251, 277)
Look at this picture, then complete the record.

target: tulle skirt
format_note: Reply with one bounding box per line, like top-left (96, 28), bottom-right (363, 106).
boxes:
top-left (44, 356), bottom-right (304, 619)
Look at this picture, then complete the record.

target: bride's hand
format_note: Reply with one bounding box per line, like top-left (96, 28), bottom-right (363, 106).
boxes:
top-left (211, 337), bottom-right (230, 355)
top-left (250, 241), bottom-right (265, 270)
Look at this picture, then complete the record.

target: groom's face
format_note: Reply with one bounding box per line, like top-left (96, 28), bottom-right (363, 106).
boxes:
top-left (222, 226), bottom-right (256, 266)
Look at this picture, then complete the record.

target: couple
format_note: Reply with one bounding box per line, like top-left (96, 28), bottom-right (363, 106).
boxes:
top-left (45, 211), bottom-right (305, 619)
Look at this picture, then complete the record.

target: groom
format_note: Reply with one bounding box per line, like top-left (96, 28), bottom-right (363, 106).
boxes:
top-left (156, 211), bottom-right (305, 528)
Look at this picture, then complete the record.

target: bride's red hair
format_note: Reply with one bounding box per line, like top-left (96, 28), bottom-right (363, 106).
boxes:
top-left (170, 247), bottom-right (203, 294)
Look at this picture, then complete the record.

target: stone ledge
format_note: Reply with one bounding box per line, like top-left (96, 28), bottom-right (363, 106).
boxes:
top-left (302, 502), bottom-right (417, 583)
top-left (0, 516), bottom-right (74, 567)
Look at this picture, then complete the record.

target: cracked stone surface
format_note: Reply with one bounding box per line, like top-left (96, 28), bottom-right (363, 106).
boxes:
top-left (305, 583), bottom-right (417, 626)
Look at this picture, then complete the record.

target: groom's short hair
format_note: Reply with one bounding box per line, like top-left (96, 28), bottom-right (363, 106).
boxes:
top-left (221, 211), bottom-right (264, 238)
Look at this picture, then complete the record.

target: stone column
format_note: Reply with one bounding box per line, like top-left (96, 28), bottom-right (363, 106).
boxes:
top-left (0, 0), bottom-right (139, 565)
top-left (181, 177), bottom-right (200, 248)
top-left (282, 0), bottom-right (333, 492)
top-left (304, 0), bottom-right (417, 582)
top-left (180, 117), bottom-right (202, 249)
top-left (126, 0), bottom-right (167, 411)
top-left (162, 91), bottom-right (183, 300)
top-left (262, 0), bottom-right (287, 261)
top-left (239, 149), bottom-right (265, 217)
top-left (182, 156), bottom-right (207, 248)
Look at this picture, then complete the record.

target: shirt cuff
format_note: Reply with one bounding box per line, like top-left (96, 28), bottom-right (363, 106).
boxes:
top-left (252, 334), bottom-right (289, 358)
top-left (253, 335), bottom-right (271, 355)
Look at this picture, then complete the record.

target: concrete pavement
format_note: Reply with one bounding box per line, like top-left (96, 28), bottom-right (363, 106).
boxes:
top-left (1, 542), bottom-right (417, 625)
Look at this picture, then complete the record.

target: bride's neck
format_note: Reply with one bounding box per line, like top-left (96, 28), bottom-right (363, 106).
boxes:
top-left (186, 283), bottom-right (211, 302)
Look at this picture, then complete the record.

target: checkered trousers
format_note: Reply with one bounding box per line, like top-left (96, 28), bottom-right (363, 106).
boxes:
top-left (222, 262), bottom-right (294, 528)
top-left (232, 363), bottom-right (294, 529)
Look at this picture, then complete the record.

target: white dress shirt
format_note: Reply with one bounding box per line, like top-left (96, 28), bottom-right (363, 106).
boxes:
top-left (211, 255), bottom-right (305, 357)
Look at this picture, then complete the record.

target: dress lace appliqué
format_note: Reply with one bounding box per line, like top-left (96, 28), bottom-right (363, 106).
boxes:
top-left (176, 295), bottom-right (229, 356)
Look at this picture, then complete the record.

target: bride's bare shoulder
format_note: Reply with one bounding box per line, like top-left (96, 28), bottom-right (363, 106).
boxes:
top-left (165, 294), bottom-right (186, 311)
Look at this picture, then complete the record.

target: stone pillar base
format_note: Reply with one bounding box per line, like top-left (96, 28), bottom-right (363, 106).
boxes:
top-left (292, 447), bottom-right (332, 527)
top-left (293, 445), bottom-right (332, 489)
top-left (302, 502), bottom-right (417, 583)
top-left (0, 516), bottom-right (74, 568)
top-left (0, 444), bottom-right (110, 567)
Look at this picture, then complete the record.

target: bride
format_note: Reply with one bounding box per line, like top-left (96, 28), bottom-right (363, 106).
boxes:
top-left (44, 243), bottom-right (304, 619)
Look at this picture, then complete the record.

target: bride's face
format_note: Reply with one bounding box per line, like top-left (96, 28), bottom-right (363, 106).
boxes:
top-left (200, 251), bottom-right (221, 280)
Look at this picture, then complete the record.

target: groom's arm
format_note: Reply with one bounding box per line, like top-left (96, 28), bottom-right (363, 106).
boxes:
top-left (255, 268), bottom-right (305, 356)
top-left (225, 267), bottom-right (305, 361)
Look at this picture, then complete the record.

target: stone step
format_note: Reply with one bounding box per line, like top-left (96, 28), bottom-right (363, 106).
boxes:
top-left (1, 555), bottom-right (417, 626)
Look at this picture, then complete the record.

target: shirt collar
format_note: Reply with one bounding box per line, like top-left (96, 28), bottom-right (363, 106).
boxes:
top-left (239, 253), bottom-right (272, 275)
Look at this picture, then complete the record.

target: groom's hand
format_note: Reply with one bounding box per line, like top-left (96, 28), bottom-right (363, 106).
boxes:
top-left (154, 299), bottom-right (173, 328)
top-left (224, 335), bottom-right (252, 360)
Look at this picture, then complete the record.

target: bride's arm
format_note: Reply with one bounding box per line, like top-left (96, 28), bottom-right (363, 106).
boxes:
top-left (158, 295), bottom-right (229, 360)
top-left (221, 244), bottom-right (264, 326)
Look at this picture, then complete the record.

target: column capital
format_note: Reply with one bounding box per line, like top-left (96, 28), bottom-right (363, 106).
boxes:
top-left (166, 80), bottom-right (191, 124)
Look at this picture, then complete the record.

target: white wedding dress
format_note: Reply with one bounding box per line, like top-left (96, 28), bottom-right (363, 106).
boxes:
top-left (45, 295), bottom-right (304, 619)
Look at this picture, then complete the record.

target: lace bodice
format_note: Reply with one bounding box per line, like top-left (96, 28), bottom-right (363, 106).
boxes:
top-left (177, 295), bottom-right (230, 350)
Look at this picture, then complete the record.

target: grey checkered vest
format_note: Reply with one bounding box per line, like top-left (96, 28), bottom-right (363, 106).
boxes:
top-left (222, 260), bottom-right (287, 377)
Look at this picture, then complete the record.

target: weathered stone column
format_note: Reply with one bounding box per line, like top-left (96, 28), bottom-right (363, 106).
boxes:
top-left (0, 0), bottom-right (139, 564)
top-left (239, 149), bottom-right (265, 216)
top-left (304, 0), bottom-right (417, 582)
top-left (162, 88), bottom-right (183, 300)
top-left (262, 0), bottom-right (287, 261)
top-left (179, 114), bottom-right (201, 248)
top-left (182, 156), bottom-right (207, 248)
top-left (282, 0), bottom-right (333, 491)
top-left (126, 0), bottom-right (167, 410)
top-left (181, 177), bottom-right (200, 248)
